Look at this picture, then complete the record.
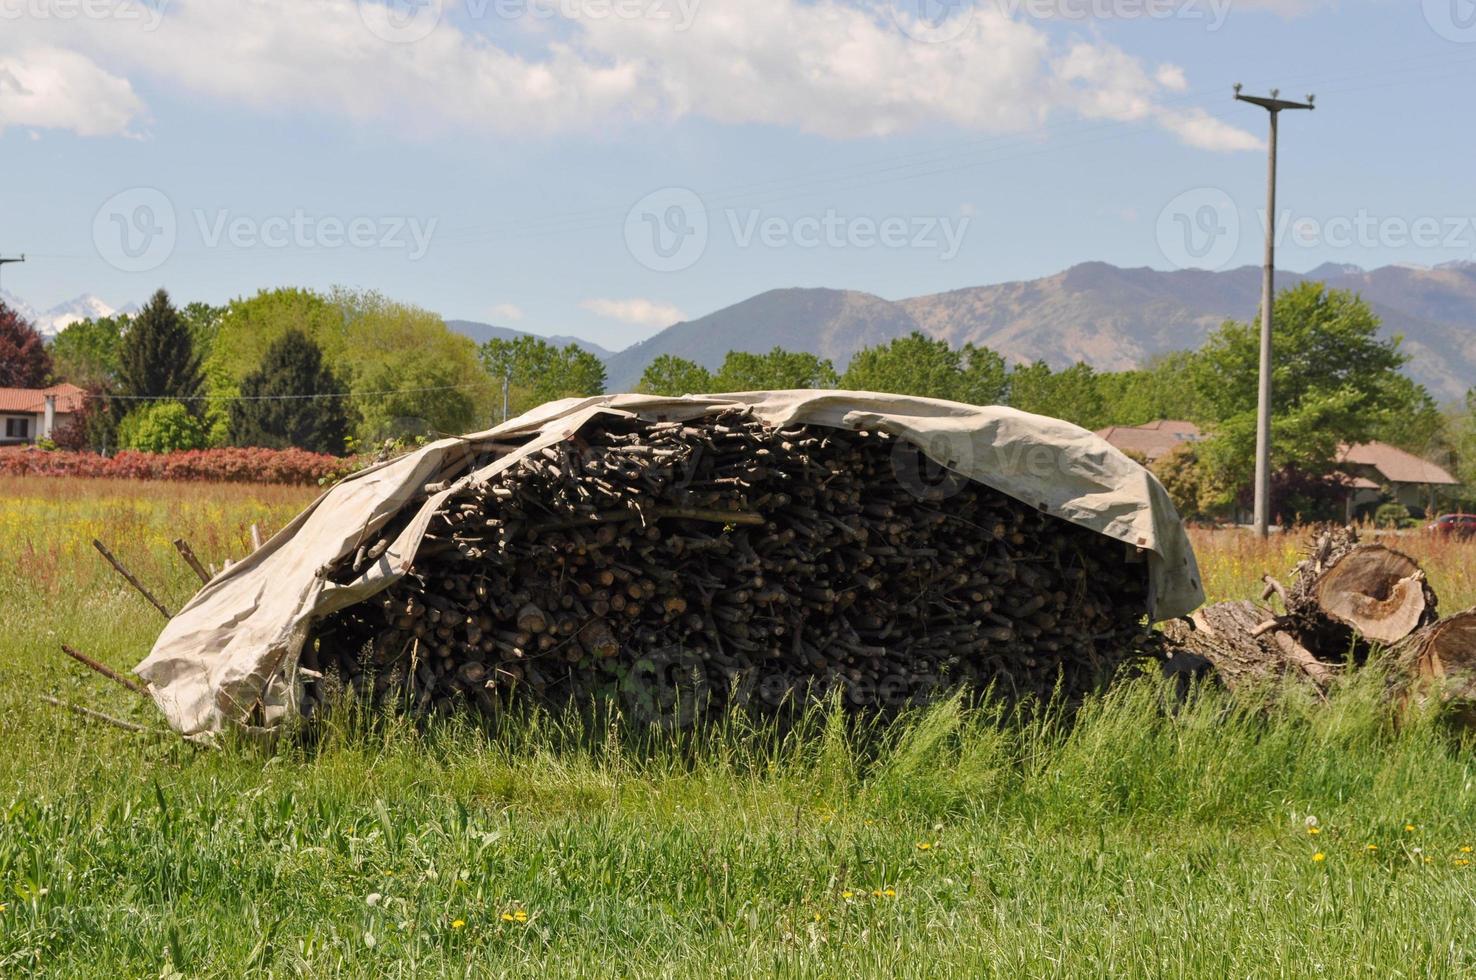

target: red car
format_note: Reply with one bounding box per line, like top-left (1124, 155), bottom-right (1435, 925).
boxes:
top-left (1427, 514), bottom-right (1476, 538)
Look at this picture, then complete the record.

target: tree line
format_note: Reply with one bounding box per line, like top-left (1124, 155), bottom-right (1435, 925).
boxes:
top-left (3, 280), bottom-right (1472, 520)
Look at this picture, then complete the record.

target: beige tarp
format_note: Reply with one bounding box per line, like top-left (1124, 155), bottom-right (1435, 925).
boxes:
top-left (136, 390), bottom-right (1205, 736)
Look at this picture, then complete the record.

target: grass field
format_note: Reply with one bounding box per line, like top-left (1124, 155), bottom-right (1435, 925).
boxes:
top-left (3, 476), bottom-right (1476, 977)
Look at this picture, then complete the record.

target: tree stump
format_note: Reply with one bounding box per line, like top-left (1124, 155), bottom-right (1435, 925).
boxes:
top-left (1161, 600), bottom-right (1339, 695)
top-left (1395, 610), bottom-right (1476, 726)
top-left (1284, 531), bottom-right (1436, 655)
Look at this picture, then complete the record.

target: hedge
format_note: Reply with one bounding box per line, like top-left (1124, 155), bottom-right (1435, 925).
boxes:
top-left (0, 447), bottom-right (361, 486)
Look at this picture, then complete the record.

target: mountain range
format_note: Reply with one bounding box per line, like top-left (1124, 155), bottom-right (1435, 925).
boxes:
top-left (1, 291), bottom-right (135, 336)
top-left (592, 261), bottom-right (1476, 401)
top-left (12, 259), bottom-right (1475, 402)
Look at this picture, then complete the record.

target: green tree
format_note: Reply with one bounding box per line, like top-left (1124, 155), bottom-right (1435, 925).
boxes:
top-left (636, 355), bottom-right (714, 396)
top-left (959, 343), bottom-right (1009, 405)
top-left (712, 347), bottom-right (838, 391)
top-left (0, 301), bottom-right (52, 388)
top-left (842, 332), bottom-right (960, 398)
top-left (1006, 360), bottom-right (1108, 430)
top-left (479, 335), bottom-right (607, 418)
top-left (49, 314), bottom-right (127, 390)
top-left (1188, 283), bottom-right (1417, 491)
top-left (117, 289), bottom-right (204, 415)
top-left (117, 401), bottom-right (209, 453)
top-left (229, 329), bottom-right (348, 454)
top-left (1096, 351), bottom-right (1204, 427)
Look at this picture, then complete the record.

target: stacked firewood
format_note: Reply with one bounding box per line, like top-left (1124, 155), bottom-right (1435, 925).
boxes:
top-left (1162, 526), bottom-right (1476, 716)
top-left (303, 409), bottom-right (1158, 724)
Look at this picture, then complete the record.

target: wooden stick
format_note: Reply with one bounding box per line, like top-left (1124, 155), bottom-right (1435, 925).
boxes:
top-left (1260, 574), bottom-right (1290, 607)
top-left (60, 644), bottom-right (150, 698)
top-left (172, 538), bottom-right (211, 585)
top-left (41, 695), bottom-right (156, 734)
top-left (250, 523), bottom-right (263, 551)
top-left (92, 539), bottom-right (172, 618)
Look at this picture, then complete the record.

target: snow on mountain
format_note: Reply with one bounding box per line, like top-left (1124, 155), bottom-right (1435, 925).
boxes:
top-left (0, 293), bottom-right (120, 336)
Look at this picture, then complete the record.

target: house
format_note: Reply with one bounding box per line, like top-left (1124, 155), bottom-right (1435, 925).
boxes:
top-left (1095, 419), bottom-right (1462, 520)
top-left (1093, 420), bottom-right (1203, 462)
top-left (0, 384), bottom-right (87, 445)
top-left (1337, 441), bottom-right (1459, 517)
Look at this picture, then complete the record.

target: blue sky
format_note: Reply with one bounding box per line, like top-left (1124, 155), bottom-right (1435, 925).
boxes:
top-left (2, 0), bottom-right (1474, 349)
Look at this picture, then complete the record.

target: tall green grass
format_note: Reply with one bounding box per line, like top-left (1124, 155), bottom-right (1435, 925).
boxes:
top-left (4, 478), bottom-right (1476, 977)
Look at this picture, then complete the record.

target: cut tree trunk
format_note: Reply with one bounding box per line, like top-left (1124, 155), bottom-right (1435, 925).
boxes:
top-left (1160, 600), bottom-right (1340, 695)
top-left (1285, 537), bottom-right (1437, 655)
top-left (1394, 609), bottom-right (1476, 726)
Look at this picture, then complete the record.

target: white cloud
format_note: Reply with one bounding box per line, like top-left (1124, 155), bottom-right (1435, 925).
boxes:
top-left (488, 303), bottom-right (525, 322)
top-left (3, 0), bottom-right (1259, 149)
top-left (0, 46), bottom-right (142, 136)
top-left (580, 297), bottom-right (686, 327)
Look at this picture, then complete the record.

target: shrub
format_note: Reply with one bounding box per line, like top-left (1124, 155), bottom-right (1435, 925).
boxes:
top-left (1374, 501), bottom-right (1411, 529)
top-left (0, 446), bottom-right (360, 485)
top-left (117, 401), bottom-right (209, 454)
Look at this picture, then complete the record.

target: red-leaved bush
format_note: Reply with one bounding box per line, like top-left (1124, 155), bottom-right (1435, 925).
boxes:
top-left (0, 447), bottom-right (362, 485)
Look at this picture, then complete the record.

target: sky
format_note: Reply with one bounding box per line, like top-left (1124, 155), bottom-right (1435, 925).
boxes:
top-left (2, 0), bottom-right (1474, 351)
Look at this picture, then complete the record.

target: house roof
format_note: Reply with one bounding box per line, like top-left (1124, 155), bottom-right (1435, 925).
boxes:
top-left (0, 384), bottom-right (87, 415)
top-left (1338, 441), bottom-right (1459, 486)
top-left (1094, 420), bottom-right (1203, 461)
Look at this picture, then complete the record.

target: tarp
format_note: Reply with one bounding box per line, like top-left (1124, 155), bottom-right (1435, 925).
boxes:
top-left (136, 390), bottom-right (1205, 736)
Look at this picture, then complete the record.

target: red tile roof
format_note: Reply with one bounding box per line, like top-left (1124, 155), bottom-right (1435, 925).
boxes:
top-left (0, 384), bottom-right (87, 414)
top-left (1094, 421), bottom-right (1203, 461)
top-left (1338, 442), bottom-right (1458, 486)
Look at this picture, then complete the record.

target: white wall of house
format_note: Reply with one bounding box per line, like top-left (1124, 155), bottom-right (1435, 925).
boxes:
top-left (2, 414), bottom-right (37, 444)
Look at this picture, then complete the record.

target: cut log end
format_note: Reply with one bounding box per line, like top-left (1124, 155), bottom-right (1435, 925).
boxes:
top-left (1314, 545), bottom-right (1433, 645)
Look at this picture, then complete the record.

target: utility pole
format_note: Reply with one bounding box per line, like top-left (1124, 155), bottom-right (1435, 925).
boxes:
top-left (1234, 85), bottom-right (1314, 537)
top-left (0, 253), bottom-right (23, 293)
top-left (501, 371), bottom-right (511, 423)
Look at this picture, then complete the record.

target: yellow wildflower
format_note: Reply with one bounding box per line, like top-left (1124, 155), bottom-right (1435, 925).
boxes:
top-left (916, 842), bottom-right (933, 851)
top-left (1462, 846), bottom-right (1473, 854)
top-left (1312, 853), bottom-right (1326, 863)
top-left (1365, 844), bottom-right (1378, 852)
top-left (1457, 859), bottom-right (1471, 867)
top-left (514, 910), bottom-right (528, 922)
top-left (871, 889), bottom-right (882, 897)
top-left (501, 913), bottom-right (515, 922)
top-left (883, 888), bottom-right (897, 898)
top-left (1306, 827), bottom-right (1321, 836)
top-left (451, 920), bottom-right (465, 930)
top-left (842, 891), bottom-right (854, 899)
top-left (1405, 824), bottom-right (1417, 833)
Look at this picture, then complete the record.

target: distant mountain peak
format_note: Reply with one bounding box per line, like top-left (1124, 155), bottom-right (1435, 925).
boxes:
top-left (0, 292), bottom-right (120, 336)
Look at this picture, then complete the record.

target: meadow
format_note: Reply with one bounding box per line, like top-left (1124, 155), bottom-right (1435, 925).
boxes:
top-left (2, 476), bottom-right (1476, 977)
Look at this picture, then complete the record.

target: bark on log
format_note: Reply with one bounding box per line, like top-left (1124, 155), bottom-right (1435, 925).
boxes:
top-left (1160, 600), bottom-right (1339, 693)
top-left (1394, 609), bottom-right (1476, 724)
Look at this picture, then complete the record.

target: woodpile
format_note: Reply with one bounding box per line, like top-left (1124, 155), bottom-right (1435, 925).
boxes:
top-left (1162, 526), bottom-right (1476, 716)
top-left (303, 409), bottom-right (1160, 724)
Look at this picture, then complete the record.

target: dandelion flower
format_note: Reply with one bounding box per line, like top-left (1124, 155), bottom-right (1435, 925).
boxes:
top-left (871, 889), bottom-right (882, 897)
top-left (1457, 859), bottom-right (1471, 867)
top-left (452, 920), bottom-right (465, 930)
top-left (1405, 824), bottom-right (1417, 833)
top-left (364, 932), bottom-right (377, 948)
top-left (1462, 846), bottom-right (1473, 854)
top-left (1307, 827), bottom-right (1321, 836)
top-left (883, 888), bottom-right (897, 898)
top-left (916, 842), bottom-right (933, 851)
top-left (1365, 844), bottom-right (1378, 852)
top-left (1313, 853), bottom-right (1326, 863)
top-left (842, 891), bottom-right (855, 899)
top-left (0, 903), bottom-right (7, 912)
top-left (812, 912), bottom-right (822, 922)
